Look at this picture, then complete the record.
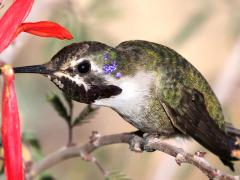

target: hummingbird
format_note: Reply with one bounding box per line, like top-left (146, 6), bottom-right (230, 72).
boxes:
top-left (12, 40), bottom-right (240, 170)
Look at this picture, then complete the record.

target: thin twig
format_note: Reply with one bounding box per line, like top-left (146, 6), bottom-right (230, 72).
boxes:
top-left (66, 95), bottom-right (74, 147)
top-left (67, 124), bottom-right (74, 147)
top-left (26, 132), bottom-right (239, 180)
top-left (79, 151), bottom-right (108, 177)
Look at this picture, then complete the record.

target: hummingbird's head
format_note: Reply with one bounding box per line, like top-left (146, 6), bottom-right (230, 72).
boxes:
top-left (13, 41), bottom-right (123, 103)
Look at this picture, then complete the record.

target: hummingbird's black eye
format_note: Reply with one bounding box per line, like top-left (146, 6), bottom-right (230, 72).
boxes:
top-left (77, 60), bottom-right (91, 74)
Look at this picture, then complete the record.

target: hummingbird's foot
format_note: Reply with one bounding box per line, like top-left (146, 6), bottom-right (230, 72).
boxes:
top-left (128, 130), bottom-right (145, 152)
top-left (128, 131), bottom-right (161, 152)
top-left (142, 133), bottom-right (160, 152)
top-left (129, 135), bottom-right (144, 152)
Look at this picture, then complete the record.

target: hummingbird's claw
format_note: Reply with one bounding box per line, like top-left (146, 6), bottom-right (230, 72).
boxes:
top-left (142, 133), bottom-right (159, 152)
top-left (128, 131), bottom-right (160, 152)
top-left (129, 135), bottom-right (143, 153)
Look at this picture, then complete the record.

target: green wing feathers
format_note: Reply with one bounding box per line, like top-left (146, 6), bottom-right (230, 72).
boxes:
top-left (117, 40), bottom-right (225, 129)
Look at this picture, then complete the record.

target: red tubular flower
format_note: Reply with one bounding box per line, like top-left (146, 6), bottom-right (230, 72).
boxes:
top-left (16, 21), bottom-right (73, 40)
top-left (0, 0), bottom-right (73, 53)
top-left (0, 0), bottom-right (73, 179)
top-left (1, 65), bottom-right (24, 180)
top-left (0, 0), bottom-right (34, 52)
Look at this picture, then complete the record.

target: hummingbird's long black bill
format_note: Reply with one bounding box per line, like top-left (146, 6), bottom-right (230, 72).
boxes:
top-left (12, 65), bottom-right (50, 74)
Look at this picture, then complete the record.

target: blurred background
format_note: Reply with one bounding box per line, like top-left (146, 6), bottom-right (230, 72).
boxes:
top-left (1, 0), bottom-right (240, 179)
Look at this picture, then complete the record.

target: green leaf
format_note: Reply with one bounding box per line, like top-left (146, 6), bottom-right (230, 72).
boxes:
top-left (39, 174), bottom-right (55, 180)
top-left (22, 132), bottom-right (41, 150)
top-left (63, 93), bottom-right (73, 112)
top-left (105, 171), bottom-right (131, 180)
top-left (47, 94), bottom-right (71, 123)
top-left (72, 104), bottom-right (99, 126)
top-left (22, 132), bottom-right (43, 160)
top-left (0, 154), bottom-right (3, 175)
top-left (0, 165), bottom-right (4, 175)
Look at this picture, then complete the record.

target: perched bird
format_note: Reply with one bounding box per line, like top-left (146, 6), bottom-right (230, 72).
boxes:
top-left (13, 40), bottom-right (240, 170)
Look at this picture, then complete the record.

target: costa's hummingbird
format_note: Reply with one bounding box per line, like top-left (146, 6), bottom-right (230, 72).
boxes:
top-left (12, 40), bottom-right (240, 170)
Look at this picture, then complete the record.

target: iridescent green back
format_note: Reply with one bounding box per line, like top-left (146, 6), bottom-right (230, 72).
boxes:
top-left (116, 40), bottom-right (225, 129)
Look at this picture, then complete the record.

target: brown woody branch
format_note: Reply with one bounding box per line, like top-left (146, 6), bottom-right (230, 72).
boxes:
top-left (26, 132), bottom-right (239, 180)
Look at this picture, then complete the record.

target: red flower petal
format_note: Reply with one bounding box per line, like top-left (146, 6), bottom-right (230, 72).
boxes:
top-left (1, 65), bottom-right (24, 180)
top-left (17, 21), bottom-right (73, 40)
top-left (0, 0), bottom-right (34, 53)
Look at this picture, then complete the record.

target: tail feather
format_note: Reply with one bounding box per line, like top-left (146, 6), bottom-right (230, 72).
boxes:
top-left (225, 122), bottom-right (240, 161)
top-left (217, 122), bottom-right (240, 171)
top-left (161, 88), bottom-right (240, 171)
top-left (226, 122), bottom-right (240, 138)
top-left (196, 125), bottom-right (240, 171)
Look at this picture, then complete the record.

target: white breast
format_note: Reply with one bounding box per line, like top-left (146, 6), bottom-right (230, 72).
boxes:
top-left (93, 71), bottom-right (154, 123)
